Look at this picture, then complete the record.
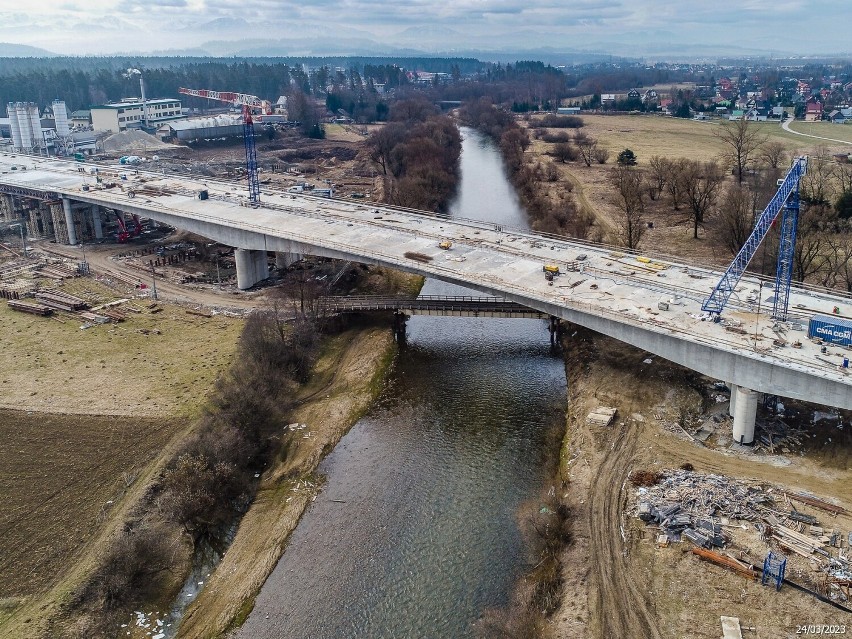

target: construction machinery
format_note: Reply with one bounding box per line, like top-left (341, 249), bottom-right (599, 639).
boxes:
top-left (115, 211), bottom-right (142, 243)
top-left (178, 87), bottom-right (272, 205)
top-left (702, 156), bottom-right (808, 321)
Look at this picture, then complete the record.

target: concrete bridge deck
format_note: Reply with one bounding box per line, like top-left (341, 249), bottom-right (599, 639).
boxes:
top-left (1, 152), bottom-right (851, 411)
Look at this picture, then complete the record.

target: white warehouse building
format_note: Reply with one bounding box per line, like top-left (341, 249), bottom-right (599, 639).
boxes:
top-left (90, 97), bottom-right (184, 133)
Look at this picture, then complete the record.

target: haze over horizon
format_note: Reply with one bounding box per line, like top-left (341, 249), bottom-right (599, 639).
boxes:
top-left (0, 0), bottom-right (850, 60)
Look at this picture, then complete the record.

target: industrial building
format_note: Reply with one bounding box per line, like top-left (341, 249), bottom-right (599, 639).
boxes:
top-left (5, 102), bottom-right (45, 152)
top-left (90, 98), bottom-right (184, 133)
top-left (157, 115), bottom-right (244, 142)
top-left (2, 101), bottom-right (94, 156)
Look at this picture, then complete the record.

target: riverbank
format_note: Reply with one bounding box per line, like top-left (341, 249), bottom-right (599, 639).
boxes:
top-left (174, 323), bottom-right (398, 639)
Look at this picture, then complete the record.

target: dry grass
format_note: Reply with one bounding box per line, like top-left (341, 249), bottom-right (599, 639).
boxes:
top-left (323, 123), bottom-right (368, 143)
top-left (573, 114), bottom-right (809, 165)
top-left (0, 279), bottom-right (243, 418)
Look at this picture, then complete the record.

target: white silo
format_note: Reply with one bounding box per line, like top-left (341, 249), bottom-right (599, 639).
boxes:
top-left (53, 100), bottom-right (70, 137)
top-left (7, 103), bottom-right (23, 151)
top-left (27, 103), bottom-right (42, 150)
top-left (16, 103), bottom-right (33, 151)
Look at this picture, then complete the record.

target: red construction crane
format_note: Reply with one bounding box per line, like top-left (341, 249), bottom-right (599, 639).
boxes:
top-left (178, 87), bottom-right (269, 204)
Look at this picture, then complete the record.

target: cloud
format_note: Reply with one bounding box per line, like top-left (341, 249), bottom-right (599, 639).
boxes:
top-left (0, 0), bottom-right (849, 55)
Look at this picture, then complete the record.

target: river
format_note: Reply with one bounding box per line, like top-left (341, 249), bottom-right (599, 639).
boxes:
top-left (235, 127), bottom-right (568, 638)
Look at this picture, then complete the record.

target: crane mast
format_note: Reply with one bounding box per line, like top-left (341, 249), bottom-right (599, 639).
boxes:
top-left (178, 87), bottom-right (270, 204)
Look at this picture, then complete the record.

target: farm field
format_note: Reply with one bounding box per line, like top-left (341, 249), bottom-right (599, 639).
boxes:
top-left (0, 410), bottom-right (177, 601)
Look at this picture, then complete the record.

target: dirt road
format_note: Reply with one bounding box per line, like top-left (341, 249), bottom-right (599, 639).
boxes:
top-left (588, 418), bottom-right (662, 639)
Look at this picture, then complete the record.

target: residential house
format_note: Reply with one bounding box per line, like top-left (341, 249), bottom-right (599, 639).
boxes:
top-left (805, 98), bottom-right (823, 122)
top-left (827, 110), bottom-right (845, 124)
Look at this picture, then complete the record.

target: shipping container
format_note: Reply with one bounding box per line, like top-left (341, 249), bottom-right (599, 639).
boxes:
top-left (808, 314), bottom-right (852, 347)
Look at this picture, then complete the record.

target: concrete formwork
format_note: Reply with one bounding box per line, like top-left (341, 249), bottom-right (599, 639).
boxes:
top-left (50, 202), bottom-right (69, 244)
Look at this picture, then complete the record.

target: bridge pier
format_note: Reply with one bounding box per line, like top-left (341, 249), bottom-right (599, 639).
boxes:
top-left (732, 386), bottom-right (758, 445)
top-left (392, 311), bottom-right (408, 342)
top-left (549, 316), bottom-right (562, 344)
top-left (91, 205), bottom-right (103, 239)
top-left (235, 248), bottom-right (270, 290)
top-left (728, 382), bottom-right (737, 417)
top-left (275, 251), bottom-right (301, 270)
top-left (61, 197), bottom-right (77, 245)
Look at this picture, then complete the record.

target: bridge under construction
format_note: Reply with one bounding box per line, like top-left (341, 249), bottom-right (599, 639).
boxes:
top-left (1, 151), bottom-right (851, 445)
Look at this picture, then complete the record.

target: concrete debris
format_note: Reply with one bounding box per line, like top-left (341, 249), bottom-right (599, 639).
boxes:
top-left (635, 469), bottom-right (852, 603)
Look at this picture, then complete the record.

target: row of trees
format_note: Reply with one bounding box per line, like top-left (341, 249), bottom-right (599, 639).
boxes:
top-left (366, 97), bottom-right (462, 211)
top-left (0, 56), bottom-right (484, 114)
top-left (460, 98), bottom-right (595, 238)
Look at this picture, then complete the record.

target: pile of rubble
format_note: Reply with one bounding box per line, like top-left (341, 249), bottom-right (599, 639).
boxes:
top-left (633, 469), bottom-right (852, 603)
top-left (636, 470), bottom-right (771, 548)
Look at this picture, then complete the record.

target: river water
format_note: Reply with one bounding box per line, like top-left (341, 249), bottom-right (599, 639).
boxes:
top-left (236, 128), bottom-right (568, 639)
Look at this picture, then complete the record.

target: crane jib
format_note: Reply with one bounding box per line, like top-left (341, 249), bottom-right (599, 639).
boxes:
top-left (701, 157), bottom-right (807, 319)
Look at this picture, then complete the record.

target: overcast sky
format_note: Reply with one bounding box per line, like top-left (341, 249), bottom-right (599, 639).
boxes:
top-left (0, 0), bottom-right (849, 57)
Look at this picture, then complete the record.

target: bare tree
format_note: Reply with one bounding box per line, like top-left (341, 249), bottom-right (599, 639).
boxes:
top-left (793, 205), bottom-right (832, 282)
top-left (715, 183), bottom-right (755, 255)
top-left (573, 131), bottom-right (599, 167)
top-left (715, 118), bottom-right (766, 183)
top-left (593, 147), bottom-right (610, 164)
top-left (366, 123), bottom-right (406, 175)
top-left (824, 226), bottom-right (852, 291)
top-left (646, 155), bottom-right (669, 200)
top-left (609, 165), bottom-right (646, 250)
top-left (800, 146), bottom-right (838, 207)
top-left (551, 141), bottom-right (578, 163)
top-left (836, 161), bottom-right (852, 195)
top-left (677, 160), bottom-right (725, 239)
top-left (664, 157), bottom-right (688, 210)
top-left (759, 140), bottom-right (788, 170)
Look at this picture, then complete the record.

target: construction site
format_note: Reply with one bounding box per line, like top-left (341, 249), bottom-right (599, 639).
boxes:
top-left (2, 85), bottom-right (852, 639)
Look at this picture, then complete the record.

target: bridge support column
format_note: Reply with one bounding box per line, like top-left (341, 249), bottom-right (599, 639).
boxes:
top-left (549, 316), bottom-right (562, 344)
top-left (254, 250), bottom-right (269, 282)
top-left (275, 251), bottom-right (301, 270)
top-left (732, 386), bottom-right (758, 445)
top-left (392, 311), bottom-right (408, 342)
top-left (235, 248), bottom-right (269, 290)
top-left (91, 205), bottom-right (103, 239)
top-left (728, 383), bottom-right (738, 417)
top-left (61, 197), bottom-right (77, 245)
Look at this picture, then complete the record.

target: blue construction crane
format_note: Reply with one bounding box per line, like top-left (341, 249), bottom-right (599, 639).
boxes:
top-left (702, 156), bottom-right (808, 321)
top-left (242, 105), bottom-right (260, 205)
